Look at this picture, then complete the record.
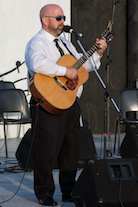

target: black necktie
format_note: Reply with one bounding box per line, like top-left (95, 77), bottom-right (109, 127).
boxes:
top-left (54, 39), bottom-right (64, 56)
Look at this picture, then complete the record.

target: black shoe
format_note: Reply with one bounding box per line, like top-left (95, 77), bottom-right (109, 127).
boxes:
top-left (39, 196), bottom-right (58, 206)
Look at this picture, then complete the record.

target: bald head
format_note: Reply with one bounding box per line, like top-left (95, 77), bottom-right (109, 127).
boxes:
top-left (39, 4), bottom-right (65, 37)
top-left (40, 4), bottom-right (63, 23)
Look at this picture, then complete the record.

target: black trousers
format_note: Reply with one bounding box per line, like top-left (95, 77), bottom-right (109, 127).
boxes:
top-left (30, 97), bottom-right (81, 199)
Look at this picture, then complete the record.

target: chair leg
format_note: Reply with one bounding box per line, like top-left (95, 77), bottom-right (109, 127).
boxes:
top-left (17, 124), bottom-right (21, 139)
top-left (113, 119), bottom-right (118, 153)
top-left (3, 122), bottom-right (8, 158)
top-left (118, 120), bottom-right (121, 155)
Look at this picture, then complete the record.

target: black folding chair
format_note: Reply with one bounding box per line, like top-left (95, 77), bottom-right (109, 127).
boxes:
top-left (0, 80), bottom-right (15, 89)
top-left (0, 89), bottom-right (31, 157)
top-left (114, 88), bottom-right (138, 154)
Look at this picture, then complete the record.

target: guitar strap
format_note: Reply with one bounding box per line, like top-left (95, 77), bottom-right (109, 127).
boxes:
top-left (60, 39), bottom-right (75, 57)
top-left (29, 72), bottom-right (31, 78)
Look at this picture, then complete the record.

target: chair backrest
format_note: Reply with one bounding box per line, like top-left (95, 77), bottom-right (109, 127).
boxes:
top-left (0, 89), bottom-right (31, 120)
top-left (119, 88), bottom-right (138, 120)
top-left (0, 81), bottom-right (15, 89)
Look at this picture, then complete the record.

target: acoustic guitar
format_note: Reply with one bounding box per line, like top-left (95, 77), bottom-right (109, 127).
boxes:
top-left (29, 29), bottom-right (114, 114)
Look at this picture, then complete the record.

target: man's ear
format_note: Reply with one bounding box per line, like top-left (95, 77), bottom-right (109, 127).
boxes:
top-left (42, 16), bottom-right (48, 26)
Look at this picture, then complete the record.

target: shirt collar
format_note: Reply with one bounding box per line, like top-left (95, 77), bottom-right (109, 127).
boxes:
top-left (41, 28), bottom-right (60, 43)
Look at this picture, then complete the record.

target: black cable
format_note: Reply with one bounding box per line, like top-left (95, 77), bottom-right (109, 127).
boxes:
top-left (119, 178), bottom-right (124, 207)
top-left (0, 102), bottom-right (39, 205)
top-left (13, 77), bottom-right (27, 84)
top-left (118, 175), bottom-right (138, 207)
top-left (0, 61), bottom-right (25, 78)
top-left (0, 159), bottom-right (23, 173)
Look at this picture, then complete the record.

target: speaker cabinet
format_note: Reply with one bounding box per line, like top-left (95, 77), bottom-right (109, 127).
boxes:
top-left (15, 128), bottom-right (33, 171)
top-left (79, 126), bottom-right (97, 159)
top-left (78, 126), bottom-right (97, 168)
top-left (72, 158), bottom-right (138, 207)
top-left (120, 124), bottom-right (138, 158)
top-left (16, 126), bottom-right (97, 170)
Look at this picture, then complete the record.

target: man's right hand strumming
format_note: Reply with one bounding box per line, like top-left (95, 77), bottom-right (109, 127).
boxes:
top-left (65, 67), bottom-right (78, 80)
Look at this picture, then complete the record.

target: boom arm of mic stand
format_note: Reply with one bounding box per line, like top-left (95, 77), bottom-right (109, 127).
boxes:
top-left (77, 38), bottom-right (121, 115)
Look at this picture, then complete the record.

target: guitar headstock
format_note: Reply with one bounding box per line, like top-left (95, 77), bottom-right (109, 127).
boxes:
top-left (101, 29), bottom-right (115, 42)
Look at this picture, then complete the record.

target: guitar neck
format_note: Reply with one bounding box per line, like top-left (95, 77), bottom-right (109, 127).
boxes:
top-left (70, 27), bottom-right (115, 70)
top-left (72, 43), bottom-right (99, 70)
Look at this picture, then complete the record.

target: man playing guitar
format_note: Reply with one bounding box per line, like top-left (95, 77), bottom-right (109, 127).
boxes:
top-left (25, 4), bottom-right (107, 206)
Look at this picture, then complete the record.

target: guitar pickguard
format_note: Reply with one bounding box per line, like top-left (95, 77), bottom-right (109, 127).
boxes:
top-left (66, 76), bottom-right (79, 90)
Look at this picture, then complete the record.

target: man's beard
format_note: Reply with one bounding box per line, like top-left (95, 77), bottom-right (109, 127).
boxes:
top-left (56, 28), bottom-right (63, 36)
top-left (55, 24), bottom-right (64, 36)
top-left (48, 24), bottom-right (64, 37)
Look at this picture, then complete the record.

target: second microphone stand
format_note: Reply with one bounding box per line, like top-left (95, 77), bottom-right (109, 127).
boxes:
top-left (104, 0), bottom-right (119, 157)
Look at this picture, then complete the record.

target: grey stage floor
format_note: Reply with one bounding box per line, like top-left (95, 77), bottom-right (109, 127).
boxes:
top-left (0, 133), bottom-right (124, 207)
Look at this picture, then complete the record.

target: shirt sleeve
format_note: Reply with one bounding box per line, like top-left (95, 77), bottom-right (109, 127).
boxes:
top-left (83, 51), bottom-right (102, 72)
top-left (25, 40), bottom-right (67, 78)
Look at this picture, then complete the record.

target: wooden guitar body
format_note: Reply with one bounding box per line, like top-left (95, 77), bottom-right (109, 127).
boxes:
top-left (29, 54), bottom-right (89, 114)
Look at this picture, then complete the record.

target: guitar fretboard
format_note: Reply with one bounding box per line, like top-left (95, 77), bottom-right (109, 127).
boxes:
top-left (72, 43), bottom-right (99, 70)
top-left (71, 29), bottom-right (114, 70)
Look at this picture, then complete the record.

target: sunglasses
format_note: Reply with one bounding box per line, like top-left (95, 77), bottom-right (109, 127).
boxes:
top-left (45, 15), bottom-right (66, 21)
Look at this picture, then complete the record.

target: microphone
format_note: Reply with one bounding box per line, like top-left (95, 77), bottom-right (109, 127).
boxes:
top-left (63, 25), bottom-right (83, 37)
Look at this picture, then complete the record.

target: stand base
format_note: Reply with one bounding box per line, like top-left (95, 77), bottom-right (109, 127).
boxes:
top-left (106, 149), bottom-right (112, 157)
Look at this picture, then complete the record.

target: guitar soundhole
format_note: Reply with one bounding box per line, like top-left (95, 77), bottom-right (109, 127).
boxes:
top-left (66, 76), bottom-right (79, 90)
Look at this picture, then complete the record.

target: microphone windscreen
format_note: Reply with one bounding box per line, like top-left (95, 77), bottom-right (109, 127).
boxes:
top-left (63, 25), bottom-right (72, 33)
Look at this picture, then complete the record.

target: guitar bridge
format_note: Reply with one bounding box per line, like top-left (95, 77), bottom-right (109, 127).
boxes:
top-left (54, 77), bottom-right (67, 90)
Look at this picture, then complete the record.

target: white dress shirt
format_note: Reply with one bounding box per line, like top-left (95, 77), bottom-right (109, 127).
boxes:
top-left (25, 28), bottom-right (102, 98)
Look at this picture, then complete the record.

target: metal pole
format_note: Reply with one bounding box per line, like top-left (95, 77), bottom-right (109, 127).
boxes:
top-left (105, 0), bottom-right (119, 156)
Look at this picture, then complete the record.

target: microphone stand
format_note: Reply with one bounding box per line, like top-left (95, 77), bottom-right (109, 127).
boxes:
top-left (75, 34), bottom-right (121, 159)
top-left (104, 0), bottom-right (119, 157)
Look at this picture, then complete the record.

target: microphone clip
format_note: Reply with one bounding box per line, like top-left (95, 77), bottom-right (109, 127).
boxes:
top-left (63, 25), bottom-right (83, 38)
